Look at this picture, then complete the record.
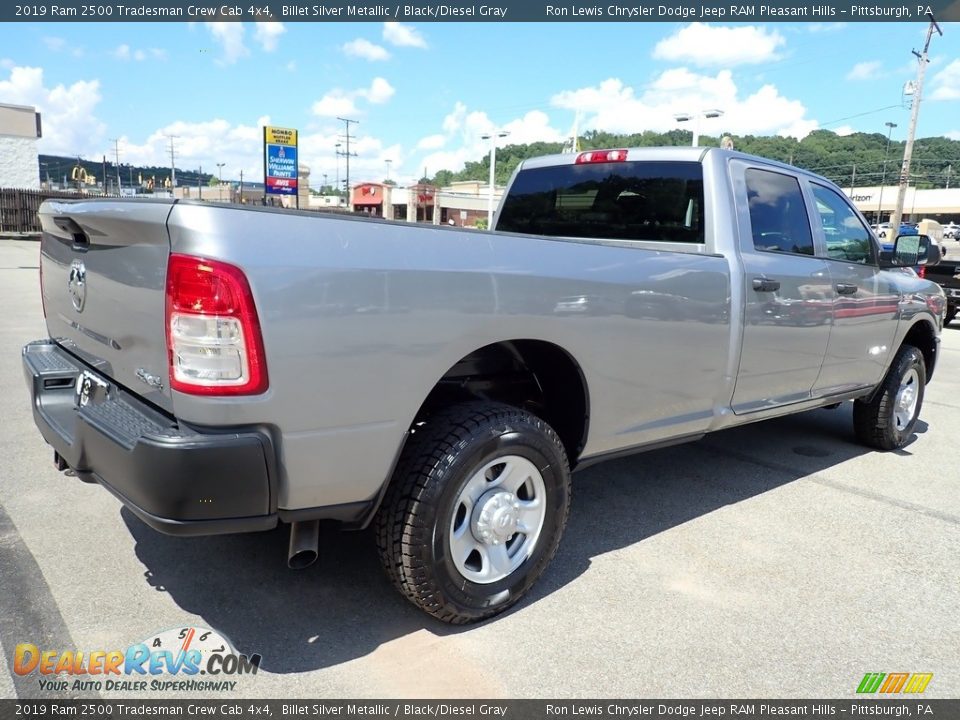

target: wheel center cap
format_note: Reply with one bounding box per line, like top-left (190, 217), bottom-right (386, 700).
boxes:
top-left (472, 490), bottom-right (519, 545)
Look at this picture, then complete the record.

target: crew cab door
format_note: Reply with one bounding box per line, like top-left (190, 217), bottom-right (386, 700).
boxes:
top-left (731, 163), bottom-right (834, 413)
top-left (807, 182), bottom-right (900, 394)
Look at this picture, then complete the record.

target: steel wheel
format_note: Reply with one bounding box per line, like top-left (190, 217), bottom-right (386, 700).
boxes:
top-left (893, 367), bottom-right (920, 431)
top-left (448, 455), bottom-right (547, 585)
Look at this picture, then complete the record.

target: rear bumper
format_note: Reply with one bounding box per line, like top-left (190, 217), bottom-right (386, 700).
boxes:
top-left (22, 340), bottom-right (278, 537)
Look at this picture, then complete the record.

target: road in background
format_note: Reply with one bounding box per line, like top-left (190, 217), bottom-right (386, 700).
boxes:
top-left (0, 239), bottom-right (957, 698)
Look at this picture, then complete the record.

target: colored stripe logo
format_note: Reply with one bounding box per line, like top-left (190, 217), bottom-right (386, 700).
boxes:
top-left (857, 673), bottom-right (933, 694)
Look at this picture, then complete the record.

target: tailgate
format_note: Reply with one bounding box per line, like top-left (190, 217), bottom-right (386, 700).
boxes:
top-left (38, 199), bottom-right (176, 413)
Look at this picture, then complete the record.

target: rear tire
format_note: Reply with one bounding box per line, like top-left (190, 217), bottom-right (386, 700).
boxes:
top-left (853, 345), bottom-right (925, 451)
top-left (945, 307), bottom-right (957, 326)
top-left (375, 402), bottom-right (571, 624)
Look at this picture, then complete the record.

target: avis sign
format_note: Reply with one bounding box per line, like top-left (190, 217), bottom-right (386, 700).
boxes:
top-left (263, 126), bottom-right (298, 198)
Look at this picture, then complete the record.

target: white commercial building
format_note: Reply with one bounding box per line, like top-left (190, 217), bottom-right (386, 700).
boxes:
top-left (0, 103), bottom-right (41, 189)
top-left (845, 185), bottom-right (960, 224)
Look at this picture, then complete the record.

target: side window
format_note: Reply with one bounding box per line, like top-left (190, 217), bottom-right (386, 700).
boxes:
top-left (811, 184), bottom-right (875, 264)
top-left (745, 168), bottom-right (814, 256)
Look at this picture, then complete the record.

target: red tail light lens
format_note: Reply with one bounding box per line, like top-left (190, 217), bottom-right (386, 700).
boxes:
top-left (165, 254), bottom-right (268, 395)
top-left (918, 266), bottom-right (926, 279)
top-left (575, 149), bottom-right (628, 164)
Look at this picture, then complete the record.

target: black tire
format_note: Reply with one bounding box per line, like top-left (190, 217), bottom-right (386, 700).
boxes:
top-left (374, 402), bottom-right (571, 624)
top-left (853, 345), bottom-right (926, 451)
top-left (945, 307), bottom-right (957, 326)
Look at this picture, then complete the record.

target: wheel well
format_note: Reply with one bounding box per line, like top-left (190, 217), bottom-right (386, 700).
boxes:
top-left (417, 340), bottom-right (590, 466)
top-left (903, 320), bottom-right (937, 382)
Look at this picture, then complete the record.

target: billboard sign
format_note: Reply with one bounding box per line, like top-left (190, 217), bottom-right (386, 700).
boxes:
top-left (263, 126), bottom-right (298, 200)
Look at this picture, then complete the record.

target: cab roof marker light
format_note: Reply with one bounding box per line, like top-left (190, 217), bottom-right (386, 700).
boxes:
top-left (575, 149), bottom-right (628, 164)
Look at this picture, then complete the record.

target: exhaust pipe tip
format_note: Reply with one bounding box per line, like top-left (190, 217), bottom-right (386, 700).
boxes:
top-left (287, 520), bottom-right (320, 570)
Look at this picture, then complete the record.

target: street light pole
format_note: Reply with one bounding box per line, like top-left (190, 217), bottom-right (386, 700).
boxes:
top-left (216, 163), bottom-right (226, 202)
top-left (674, 110), bottom-right (724, 147)
top-left (876, 122), bottom-right (897, 225)
top-left (481, 130), bottom-right (509, 227)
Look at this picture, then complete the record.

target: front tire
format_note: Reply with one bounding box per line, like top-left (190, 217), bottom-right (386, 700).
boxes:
top-left (853, 345), bottom-right (926, 450)
top-left (375, 402), bottom-right (571, 624)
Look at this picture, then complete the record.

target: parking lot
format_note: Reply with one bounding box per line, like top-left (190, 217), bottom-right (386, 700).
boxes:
top-left (0, 236), bottom-right (957, 699)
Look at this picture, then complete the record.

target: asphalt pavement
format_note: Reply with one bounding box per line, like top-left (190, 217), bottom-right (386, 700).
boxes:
top-left (0, 238), bottom-right (957, 699)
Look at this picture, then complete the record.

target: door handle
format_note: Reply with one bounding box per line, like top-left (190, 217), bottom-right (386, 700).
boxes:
top-left (835, 283), bottom-right (858, 295)
top-left (752, 278), bottom-right (780, 292)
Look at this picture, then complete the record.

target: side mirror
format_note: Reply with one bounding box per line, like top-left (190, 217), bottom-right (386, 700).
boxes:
top-left (882, 233), bottom-right (941, 268)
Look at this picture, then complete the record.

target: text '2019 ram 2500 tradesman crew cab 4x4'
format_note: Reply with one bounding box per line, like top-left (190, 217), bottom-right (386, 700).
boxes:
top-left (24, 147), bottom-right (946, 623)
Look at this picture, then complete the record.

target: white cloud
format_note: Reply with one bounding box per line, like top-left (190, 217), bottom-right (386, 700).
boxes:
top-left (652, 24), bottom-right (785, 67)
top-left (551, 70), bottom-right (816, 139)
top-left (0, 59), bottom-right (14, 69)
top-left (42, 37), bottom-right (67, 52)
top-left (930, 59), bottom-right (960, 100)
top-left (382, 22), bottom-right (427, 49)
top-left (416, 103), bottom-right (565, 178)
top-left (832, 125), bottom-right (856, 136)
top-left (946, 130), bottom-right (960, 141)
top-left (362, 77), bottom-right (395, 104)
top-left (311, 77), bottom-right (396, 117)
top-left (254, 22), bottom-right (285, 52)
top-left (417, 134), bottom-right (446, 150)
top-left (113, 44), bottom-right (167, 62)
top-left (846, 61), bottom-right (881, 81)
top-left (0, 65), bottom-right (105, 156)
top-left (311, 92), bottom-right (359, 118)
top-left (205, 23), bottom-right (249, 64)
top-left (343, 38), bottom-right (391, 62)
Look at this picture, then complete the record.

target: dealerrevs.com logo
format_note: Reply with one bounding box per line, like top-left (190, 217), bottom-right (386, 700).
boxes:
top-left (13, 626), bottom-right (261, 693)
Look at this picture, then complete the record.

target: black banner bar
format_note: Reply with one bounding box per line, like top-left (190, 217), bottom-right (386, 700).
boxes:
top-left (2, 700), bottom-right (958, 720)
top-left (3, 1), bottom-right (960, 22)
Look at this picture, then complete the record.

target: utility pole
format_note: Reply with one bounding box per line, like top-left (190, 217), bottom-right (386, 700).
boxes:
top-left (239, 169), bottom-right (244, 204)
top-left (102, 155), bottom-right (107, 193)
top-left (336, 116), bottom-right (358, 207)
top-left (166, 135), bottom-right (179, 189)
top-left (889, 12), bottom-right (941, 232)
top-left (198, 164), bottom-right (203, 200)
top-left (947, 163), bottom-right (953, 189)
top-left (849, 163), bottom-right (856, 194)
top-left (111, 138), bottom-right (122, 192)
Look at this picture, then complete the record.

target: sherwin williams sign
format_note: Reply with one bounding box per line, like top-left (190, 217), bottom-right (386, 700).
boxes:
top-left (263, 125), bottom-right (298, 199)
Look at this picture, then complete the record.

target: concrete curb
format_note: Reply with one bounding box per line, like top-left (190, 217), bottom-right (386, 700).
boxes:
top-left (0, 233), bottom-right (41, 241)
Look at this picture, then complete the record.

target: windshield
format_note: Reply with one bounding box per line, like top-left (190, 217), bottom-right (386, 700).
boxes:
top-left (496, 161), bottom-right (705, 244)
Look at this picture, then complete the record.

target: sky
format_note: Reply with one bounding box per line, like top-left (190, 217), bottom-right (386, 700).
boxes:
top-left (2, 20), bottom-right (960, 187)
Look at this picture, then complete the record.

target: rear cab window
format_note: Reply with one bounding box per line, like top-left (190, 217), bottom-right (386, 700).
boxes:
top-left (496, 161), bottom-right (705, 246)
top-left (744, 168), bottom-right (815, 256)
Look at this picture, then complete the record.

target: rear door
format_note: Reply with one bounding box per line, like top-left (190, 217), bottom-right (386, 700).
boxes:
top-left (39, 199), bottom-right (175, 412)
top-left (808, 182), bottom-right (900, 394)
top-left (730, 163), bottom-right (834, 413)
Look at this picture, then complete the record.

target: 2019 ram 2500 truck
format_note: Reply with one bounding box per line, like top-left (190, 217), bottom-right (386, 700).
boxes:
top-left (23, 147), bottom-right (946, 623)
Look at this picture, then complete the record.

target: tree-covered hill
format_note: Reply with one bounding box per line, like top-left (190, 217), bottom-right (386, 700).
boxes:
top-left (429, 129), bottom-right (960, 192)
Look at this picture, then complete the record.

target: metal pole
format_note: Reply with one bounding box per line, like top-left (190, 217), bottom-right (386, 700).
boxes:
top-left (487, 141), bottom-right (496, 226)
top-left (198, 164), bottom-right (202, 200)
top-left (889, 13), bottom-right (941, 238)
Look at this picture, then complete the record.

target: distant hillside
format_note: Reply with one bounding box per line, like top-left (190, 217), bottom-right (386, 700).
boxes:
top-left (38, 154), bottom-right (215, 191)
top-left (428, 130), bottom-right (960, 192)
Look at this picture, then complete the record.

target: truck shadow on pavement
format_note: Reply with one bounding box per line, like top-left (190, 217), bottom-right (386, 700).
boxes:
top-left (121, 403), bottom-right (925, 674)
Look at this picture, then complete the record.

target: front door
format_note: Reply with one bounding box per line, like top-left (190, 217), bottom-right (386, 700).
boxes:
top-left (808, 182), bottom-right (900, 394)
top-left (731, 165), bottom-right (834, 414)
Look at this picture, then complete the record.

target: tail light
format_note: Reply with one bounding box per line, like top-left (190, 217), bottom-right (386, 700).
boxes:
top-left (918, 266), bottom-right (926, 279)
top-left (165, 254), bottom-right (268, 395)
top-left (575, 149), bottom-right (628, 164)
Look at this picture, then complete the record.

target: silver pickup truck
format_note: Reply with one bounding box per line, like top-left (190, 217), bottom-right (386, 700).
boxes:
top-left (23, 147), bottom-right (946, 623)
